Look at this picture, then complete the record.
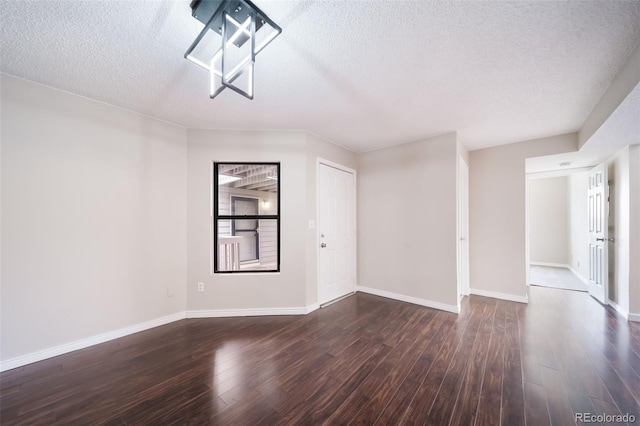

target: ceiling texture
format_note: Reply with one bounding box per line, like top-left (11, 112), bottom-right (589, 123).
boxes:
top-left (1, 0), bottom-right (639, 153)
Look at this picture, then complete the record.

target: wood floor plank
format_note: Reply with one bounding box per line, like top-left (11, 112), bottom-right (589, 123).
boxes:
top-left (540, 365), bottom-right (576, 426)
top-left (2, 289), bottom-right (639, 425)
top-left (500, 302), bottom-right (525, 426)
top-left (524, 381), bottom-right (551, 426)
top-left (403, 300), bottom-right (487, 425)
top-left (581, 317), bottom-right (640, 404)
top-left (448, 300), bottom-right (496, 426)
top-left (555, 328), bottom-right (615, 403)
top-left (590, 397), bottom-right (627, 426)
top-left (475, 300), bottom-right (507, 426)
top-left (336, 311), bottom-right (446, 425)
top-left (297, 343), bottom-right (393, 424)
top-left (372, 314), bottom-right (457, 426)
top-left (560, 300), bottom-right (640, 418)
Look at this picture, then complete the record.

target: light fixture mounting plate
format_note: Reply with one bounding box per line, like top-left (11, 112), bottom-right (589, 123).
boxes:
top-left (190, 0), bottom-right (265, 46)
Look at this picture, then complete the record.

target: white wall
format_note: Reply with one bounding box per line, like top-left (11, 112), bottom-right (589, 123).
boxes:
top-left (628, 145), bottom-right (640, 318)
top-left (579, 42), bottom-right (640, 148)
top-left (357, 133), bottom-right (459, 311)
top-left (608, 147), bottom-right (630, 312)
top-left (187, 129), bottom-right (357, 311)
top-left (187, 130), bottom-right (307, 310)
top-left (1, 75), bottom-right (188, 362)
top-left (1, 79), bottom-right (357, 367)
top-left (568, 172), bottom-right (589, 280)
top-left (469, 133), bottom-right (577, 301)
top-left (529, 176), bottom-right (569, 265)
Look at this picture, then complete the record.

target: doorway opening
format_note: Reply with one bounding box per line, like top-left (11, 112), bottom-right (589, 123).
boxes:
top-left (526, 171), bottom-right (591, 293)
top-left (458, 156), bottom-right (470, 304)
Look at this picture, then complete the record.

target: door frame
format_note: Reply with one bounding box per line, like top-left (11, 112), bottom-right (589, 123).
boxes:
top-left (525, 167), bottom-right (592, 290)
top-left (587, 162), bottom-right (609, 305)
top-left (316, 158), bottom-right (357, 306)
top-left (457, 156), bottom-right (470, 302)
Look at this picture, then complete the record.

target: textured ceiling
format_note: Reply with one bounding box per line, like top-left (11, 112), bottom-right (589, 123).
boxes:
top-left (527, 82), bottom-right (640, 174)
top-left (1, 1), bottom-right (639, 152)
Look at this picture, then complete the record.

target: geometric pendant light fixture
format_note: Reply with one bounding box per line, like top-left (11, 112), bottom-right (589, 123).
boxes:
top-left (185, 0), bottom-right (282, 100)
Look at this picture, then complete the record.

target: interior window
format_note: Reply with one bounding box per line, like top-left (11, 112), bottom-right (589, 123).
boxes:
top-left (213, 162), bottom-right (280, 273)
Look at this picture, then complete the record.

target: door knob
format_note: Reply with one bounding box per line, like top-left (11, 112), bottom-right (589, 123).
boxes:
top-left (597, 238), bottom-right (605, 241)
top-left (320, 243), bottom-right (327, 248)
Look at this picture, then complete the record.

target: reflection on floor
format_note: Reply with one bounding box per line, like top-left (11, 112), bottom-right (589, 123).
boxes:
top-left (4, 290), bottom-right (639, 424)
top-left (530, 265), bottom-right (588, 292)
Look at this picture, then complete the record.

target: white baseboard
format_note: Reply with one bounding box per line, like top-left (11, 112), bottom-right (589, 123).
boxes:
top-left (608, 299), bottom-right (629, 319)
top-left (530, 262), bottom-right (570, 268)
top-left (0, 311), bottom-right (186, 372)
top-left (0, 302), bottom-right (322, 372)
top-left (305, 303), bottom-right (320, 314)
top-left (356, 286), bottom-right (459, 314)
top-left (469, 288), bottom-right (529, 304)
top-left (530, 263), bottom-right (589, 286)
top-left (567, 266), bottom-right (589, 285)
top-left (629, 313), bottom-right (640, 322)
top-left (186, 306), bottom-right (311, 318)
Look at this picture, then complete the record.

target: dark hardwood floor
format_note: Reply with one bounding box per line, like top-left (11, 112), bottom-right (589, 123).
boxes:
top-left (2, 287), bottom-right (639, 425)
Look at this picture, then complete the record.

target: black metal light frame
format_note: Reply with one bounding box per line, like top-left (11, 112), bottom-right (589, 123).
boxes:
top-left (185, 0), bottom-right (282, 100)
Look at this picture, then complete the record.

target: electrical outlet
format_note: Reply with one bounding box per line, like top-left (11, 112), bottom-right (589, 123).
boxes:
top-left (197, 282), bottom-right (204, 292)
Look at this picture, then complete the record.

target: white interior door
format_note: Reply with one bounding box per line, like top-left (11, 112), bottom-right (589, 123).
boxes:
top-left (458, 157), bottom-right (470, 299)
top-left (318, 162), bottom-right (355, 305)
top-left (588, 162), bottom-right (609, 305)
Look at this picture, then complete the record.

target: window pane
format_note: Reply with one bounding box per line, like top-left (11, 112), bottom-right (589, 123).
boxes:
top-left (216, 219), bottom-right (278, 272)
top-left (217, 164), bottom-right (278, 216)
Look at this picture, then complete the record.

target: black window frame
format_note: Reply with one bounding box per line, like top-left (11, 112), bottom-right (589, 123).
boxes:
top-left (213, 162), bottom-right (281, 273)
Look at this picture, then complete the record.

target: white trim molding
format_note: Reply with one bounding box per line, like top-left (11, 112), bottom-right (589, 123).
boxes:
top-left (530, 262), bottom-right (570, 268)
top-left (306, 303), bottom-right (320, 314)
top-left (469, 288), bottom-right (529, 304)
top-left (567, 266), bottom-right (589, 285)
top-left (531, 262), bottom-right (589, 285)
top-left (186, 306), bottom-right (310, 318)
top-left (629, 313), bottom-right (640, 323)
top-left (1, 304), bottom-right (322, 372)
top-left (356, 286), bottom-right (459, 314)
top-left (608, 299), bottom-right (629, 320)
top-left (0, 311), bottom-right (186, 372)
